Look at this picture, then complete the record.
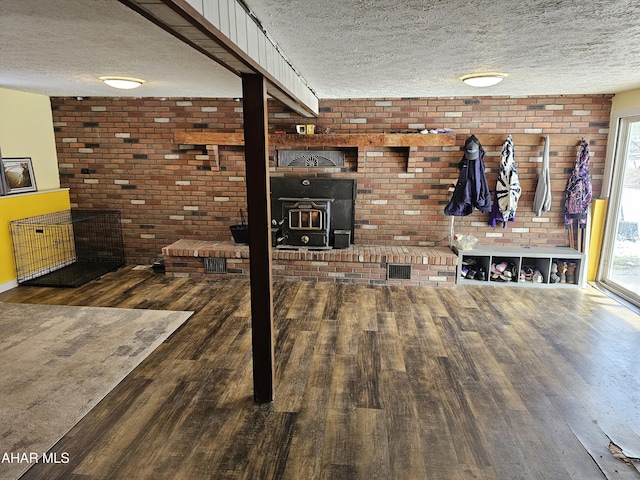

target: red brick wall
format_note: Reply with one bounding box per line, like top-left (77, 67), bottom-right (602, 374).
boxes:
top-left (51, 95), bottom-right (611, 264)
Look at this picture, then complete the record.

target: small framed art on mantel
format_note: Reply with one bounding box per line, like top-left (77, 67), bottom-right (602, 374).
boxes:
top-left (1, 157), bottom-right (37, 195)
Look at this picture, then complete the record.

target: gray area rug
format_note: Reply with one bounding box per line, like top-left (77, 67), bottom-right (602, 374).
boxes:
top-left (0, 302), bottom-right (192, 480)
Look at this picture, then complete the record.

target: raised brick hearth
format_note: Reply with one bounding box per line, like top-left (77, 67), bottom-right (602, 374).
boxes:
top-left (162, 240), bottom-right (457, 286)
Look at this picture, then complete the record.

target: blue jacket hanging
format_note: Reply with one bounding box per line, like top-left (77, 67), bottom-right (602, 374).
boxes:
top-left (489, 135), bottom-right (521, 227)
top-left (444, 135), bottom-right (492, 216)
top-left (565, 139), bottom-right (592, 228)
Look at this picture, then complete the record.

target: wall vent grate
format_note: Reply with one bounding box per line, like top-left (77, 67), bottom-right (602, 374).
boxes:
top-left (277, 150), bottom-right (345, 167)
top-left (204, 257), bottom-right (227, 273)
top-left (387, 263), bottom-right (412, 280)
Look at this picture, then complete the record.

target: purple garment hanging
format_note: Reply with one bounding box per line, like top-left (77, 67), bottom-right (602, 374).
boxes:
top-left (564, 139), bottom-right (592, 228)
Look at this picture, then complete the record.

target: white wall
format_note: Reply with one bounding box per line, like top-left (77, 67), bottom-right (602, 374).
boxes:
top-left (0, 87), bottom-right (60, 191)
top-left (601, 88), bottom-right (640, 197)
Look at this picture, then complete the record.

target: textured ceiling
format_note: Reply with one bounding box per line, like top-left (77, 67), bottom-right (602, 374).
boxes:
top-left (1, 0), bottom-right (640, 101)
top-left (0, 0), bottom-right (242, 98)
top-left (244, 0), bottom-right (640, 98)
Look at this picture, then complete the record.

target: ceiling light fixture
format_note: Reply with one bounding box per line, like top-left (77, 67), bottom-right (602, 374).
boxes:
top-left (100, 76), bottom-right (145, 90)
top-left (461, 74), bottom-right (505, 88)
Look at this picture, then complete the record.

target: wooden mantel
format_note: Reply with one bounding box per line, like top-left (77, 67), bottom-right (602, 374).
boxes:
top-left (174, 131), bottom-right (588, 173)
top-left (174, 131), bottom-right (585, 149)
top-left (174, 131), bottom-right (456, 148)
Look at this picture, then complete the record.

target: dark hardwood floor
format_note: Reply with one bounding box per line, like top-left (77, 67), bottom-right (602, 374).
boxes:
top-left (2, 266), bottom-right (639, 479)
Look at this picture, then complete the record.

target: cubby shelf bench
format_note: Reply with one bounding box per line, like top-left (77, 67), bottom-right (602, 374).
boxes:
top-left (452, 245), bottom-right (586, 287)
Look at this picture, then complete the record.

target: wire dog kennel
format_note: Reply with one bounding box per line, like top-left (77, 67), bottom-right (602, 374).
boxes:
top-left (9, 210), bottom-right (125, 287)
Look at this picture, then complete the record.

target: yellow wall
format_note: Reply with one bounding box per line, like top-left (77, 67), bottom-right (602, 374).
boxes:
top-left (611, 88), bottom-right (640, 113)
top-left (588, 198), bottom-right (607, 281)
top-left (1, 88), bottom-right (67, 290)
top-left (0, 190), bottom-right (71, 288)
top-left (0, 87), bottom-right (60, 191)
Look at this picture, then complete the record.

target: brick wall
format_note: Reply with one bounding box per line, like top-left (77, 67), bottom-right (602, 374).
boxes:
top-left (51, 95), bottom-right (612, 264)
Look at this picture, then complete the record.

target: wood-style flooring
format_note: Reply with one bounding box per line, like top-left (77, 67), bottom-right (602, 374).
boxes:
top-left (1, 266), bottom-right (640, 479)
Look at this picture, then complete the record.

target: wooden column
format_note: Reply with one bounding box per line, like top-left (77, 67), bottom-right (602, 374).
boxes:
top-left (242, 73), bottom-right (275, 403)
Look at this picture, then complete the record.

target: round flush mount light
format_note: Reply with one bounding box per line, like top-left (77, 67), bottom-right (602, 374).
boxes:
top-left (461, 74), bottom-right (505, 87)
top-left (100, 76), bottom-right (145, 90)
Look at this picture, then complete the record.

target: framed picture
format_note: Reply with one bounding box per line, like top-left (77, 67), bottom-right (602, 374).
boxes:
top-left (2, 158), bottom-right (37, 194)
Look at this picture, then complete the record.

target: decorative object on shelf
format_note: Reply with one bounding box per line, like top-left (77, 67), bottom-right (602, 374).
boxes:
top-left (489, 135), bottom-right (521, 228)
top-left (453, 234), bottom-right (477, 251)
top-left (533, 135), bottom-right (552, 216)
top-left (277, 150), bottom-right (344, 167)
top-left (444, 135), bottom-right (491, 216)
top-left (1, 157), bottom-right (37, 195)
top-left (420, 128), bottom-right (454, 134)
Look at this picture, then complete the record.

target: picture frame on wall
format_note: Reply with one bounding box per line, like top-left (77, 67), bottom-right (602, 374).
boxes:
top-left (2, 157), bottom-right (37, 194)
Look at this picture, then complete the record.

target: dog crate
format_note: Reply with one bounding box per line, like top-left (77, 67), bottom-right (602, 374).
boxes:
top-left (10, 210), bottom-right (125, 287)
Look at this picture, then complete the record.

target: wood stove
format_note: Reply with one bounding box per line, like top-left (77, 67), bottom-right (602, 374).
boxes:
top-left (270, 177), bottom-right (356, 249)
top-left (280, 197), bottom-right (333, 248)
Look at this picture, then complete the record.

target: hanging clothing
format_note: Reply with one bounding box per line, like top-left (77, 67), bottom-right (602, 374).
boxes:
top-left (565, 138), bottom-right (593, 228)
top-left (533, 135), bottom-right (552, 216)
top-left (444, 135), bottom-right (491, 216)
top-left (489, 135), bottom-right (521, 227)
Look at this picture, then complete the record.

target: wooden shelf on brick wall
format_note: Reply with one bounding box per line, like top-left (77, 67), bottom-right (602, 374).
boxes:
top-left (174, 131), bottom-right (456, 148)
top-left (174, 131), bottom-right (592, 173)
top-left (175, 131), bottom-right (587, 149)
top-left (175, 132), bottom-right (457, 173)
top-left (466, 133), bottom-right (587, 147)
top-left (175, 132), bottom-right (245, 146)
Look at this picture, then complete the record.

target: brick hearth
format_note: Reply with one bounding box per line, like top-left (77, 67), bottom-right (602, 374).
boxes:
top-left (162, 240), bottom-right (457, 287)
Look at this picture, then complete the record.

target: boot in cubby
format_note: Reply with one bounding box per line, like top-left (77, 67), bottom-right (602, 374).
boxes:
top-left (558, 262), bottom-right (568, 283)
top-left (566, 262), bottom-right (577, 284)
top-left (550, 262), bottom-right (561, 283)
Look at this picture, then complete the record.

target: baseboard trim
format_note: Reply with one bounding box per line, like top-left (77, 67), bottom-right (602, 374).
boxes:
top-left (0, 279), bottom-right (18, 293)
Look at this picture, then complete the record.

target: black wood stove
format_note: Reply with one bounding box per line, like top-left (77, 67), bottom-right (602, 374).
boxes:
top-left (279, 197), bottom-right (333, 248)
top-left (271, 178), bottom-right (355, 249)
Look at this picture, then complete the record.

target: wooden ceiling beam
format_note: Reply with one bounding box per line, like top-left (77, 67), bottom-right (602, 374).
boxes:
top-left (120, 0), bottom-right (318, 117)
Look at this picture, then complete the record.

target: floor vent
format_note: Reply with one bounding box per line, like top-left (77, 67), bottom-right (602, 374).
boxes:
top-left (204, 257), bottom-right (227, 273)
top-left (388, 263), bottom-right (412, 280)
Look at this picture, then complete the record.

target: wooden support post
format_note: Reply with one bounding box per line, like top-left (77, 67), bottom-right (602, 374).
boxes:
top-left (242, 73), bottom-right (275, 403)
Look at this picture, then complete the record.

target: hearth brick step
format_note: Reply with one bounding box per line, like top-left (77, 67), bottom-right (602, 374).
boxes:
top-left (162, 240), bottom-right (457, 287)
